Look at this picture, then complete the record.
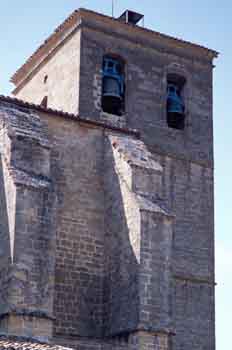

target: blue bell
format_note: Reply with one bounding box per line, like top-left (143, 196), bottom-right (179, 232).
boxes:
top-left (167, 83), bottom-right (185, 129)
top-left (102, 76), bottom-right (121, 99)
top-left (102, 57), bottom-right (124, 98)
top-left (167, 84), bottom-right (184, 114)
top-left (102, 57), bottom-right (124, 115)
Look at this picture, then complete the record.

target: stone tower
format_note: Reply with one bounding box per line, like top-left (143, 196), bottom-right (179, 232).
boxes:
top-left (0, 8), bottom-right (217, 350)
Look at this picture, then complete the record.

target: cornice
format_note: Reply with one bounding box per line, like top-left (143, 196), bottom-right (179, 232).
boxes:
top-left (10, 8), bottom-right (218, 88)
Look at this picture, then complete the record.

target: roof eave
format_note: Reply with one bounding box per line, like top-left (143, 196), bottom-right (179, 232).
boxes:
top-left (78, 8), bottom-right (219, 59)
top-left (10, 9), bottom-right (81, 85)
top-left (0, 95), bottom-right (140, 138)
top-left (10, 8), bottom-right (219, 87)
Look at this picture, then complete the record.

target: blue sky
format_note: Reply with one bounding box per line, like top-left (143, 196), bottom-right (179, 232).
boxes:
top-left (0, 1), bottom-right (231, 349)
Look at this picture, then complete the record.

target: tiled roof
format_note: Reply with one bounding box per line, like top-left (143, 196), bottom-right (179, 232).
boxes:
top-left (0, 95), bottom-right (79, 120)
top-left (0, 95), bottom-right (140, 138)
top-left (10, 8), bottom-right (218, 86)
top-left (0, 338), bottom-right (72, 350)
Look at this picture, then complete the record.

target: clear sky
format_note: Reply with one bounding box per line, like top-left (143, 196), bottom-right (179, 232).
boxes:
top-left (0, 1), bottom-right (231, 349)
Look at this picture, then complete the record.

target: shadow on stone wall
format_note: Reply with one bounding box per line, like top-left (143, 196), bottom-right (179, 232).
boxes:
top-left (103, 136), bottom-right (140, 337)
top-left (0, 156), bottom-right (11, 315)
top-left (53, 132), bottom-right (140, 339)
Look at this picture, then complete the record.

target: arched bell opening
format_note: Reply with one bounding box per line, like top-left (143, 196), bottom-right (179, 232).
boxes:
top-left (102, 55), bottom-right (125, 116)
top-left (166, 74), bottom-right (186, 130)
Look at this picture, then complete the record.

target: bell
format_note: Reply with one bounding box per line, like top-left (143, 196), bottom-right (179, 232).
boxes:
top-left (167, 84), bottom-right (185, 129)
top-left (102, 76), bottom-right (121, 99)
top-left (102, 57), bottom-right (124, 115)
top-left (102, 77), bottom-right (122, 115)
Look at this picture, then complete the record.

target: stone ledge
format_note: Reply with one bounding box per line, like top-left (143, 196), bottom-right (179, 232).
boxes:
top-left (0, 310), bottom-right (55, 322)
top-left (7, 167), bottom-right (51, 190)
top-left (137, 195), bottom-right (174, 218)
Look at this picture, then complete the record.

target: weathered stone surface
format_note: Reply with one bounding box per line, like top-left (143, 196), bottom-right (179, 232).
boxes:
top-left (0, 104), bottom-right (56, 342)
top-left (103, 134), bottom-right (174, 337)
top-left (14, 30), bottom-right (81, 114)
top-left (1, 6), bottom-right (216, 350)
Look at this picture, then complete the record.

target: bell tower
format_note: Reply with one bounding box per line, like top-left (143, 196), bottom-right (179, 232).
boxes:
top-left (10, 8), bottom-right (218, 350)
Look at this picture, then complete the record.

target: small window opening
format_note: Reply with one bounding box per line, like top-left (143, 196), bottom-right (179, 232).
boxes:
top-left (102, 56), bottom-right (125, 116)
top-left (166, 74), bottom-right (186, 130)
top-left (41, 96), bottom-right (48, 108)
top-left (44, 75), bottom-right (48, 84)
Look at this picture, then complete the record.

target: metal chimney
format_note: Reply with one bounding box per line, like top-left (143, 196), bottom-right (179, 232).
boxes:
top-left (118, 10), bottom-right (144, 26)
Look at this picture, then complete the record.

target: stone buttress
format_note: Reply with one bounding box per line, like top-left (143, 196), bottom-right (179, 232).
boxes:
top-left (0, 103), bottom-right (56, 342)
top-left (104, 134), bottom-right (174, 350)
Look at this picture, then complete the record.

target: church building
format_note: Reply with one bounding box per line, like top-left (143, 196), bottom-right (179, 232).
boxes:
top-left (0, 8), bottom-right (218, 350)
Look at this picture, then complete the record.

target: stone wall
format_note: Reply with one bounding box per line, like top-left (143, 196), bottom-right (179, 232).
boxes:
top-left (79, 25), bottom-right (214, 166)
top-left (157, 154), bottom-right (215, 350)
top-left (0, 154), bottom-right (12, 317)
top-left (103, 134), bottom-right (174, 337)
top-left (77, 23), bottom-right (215, 350)
top-left (8, 9), bottom-right (215, 350)
top-left (0, 95), bottom-right (215, 350)
top-left (14, 30), bottom-right (81, 114)
top-left (39, 114), bottom-right (105, 338)
top-left (0, 102), bottom-right (55, 342)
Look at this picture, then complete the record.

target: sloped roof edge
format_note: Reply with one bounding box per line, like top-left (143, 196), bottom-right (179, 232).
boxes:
top-left (11, 9), bottom-right (80, 85)
top-left (0, 95), bottom-right (140, 138)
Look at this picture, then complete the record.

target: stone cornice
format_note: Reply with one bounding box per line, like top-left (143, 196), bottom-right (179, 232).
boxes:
top-left (11, 8), bottom-right (218, 88)
top-left (80, 9), bottom-right (218, 62)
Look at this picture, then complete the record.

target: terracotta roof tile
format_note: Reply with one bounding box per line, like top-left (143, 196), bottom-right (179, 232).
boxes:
top-left (0, 337), bottom-right (72, 350)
